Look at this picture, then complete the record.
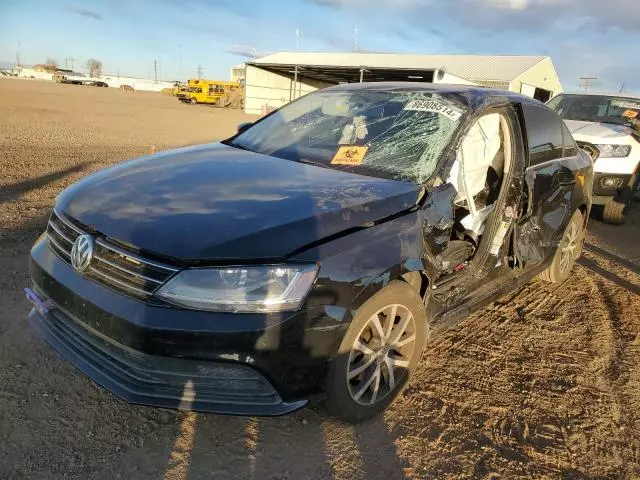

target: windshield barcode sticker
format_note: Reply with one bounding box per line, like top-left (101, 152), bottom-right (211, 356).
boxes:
top-left (404, 100), bottom-right (462, 121)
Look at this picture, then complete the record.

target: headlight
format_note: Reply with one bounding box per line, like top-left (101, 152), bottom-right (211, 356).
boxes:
top-left (155, 265), bottom-right (319, 313)
top-left (595, 144), bottom-right (631, 158)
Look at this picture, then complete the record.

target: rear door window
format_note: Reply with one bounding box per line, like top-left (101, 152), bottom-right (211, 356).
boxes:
top-left (522, 104), bottom-right (564, 166)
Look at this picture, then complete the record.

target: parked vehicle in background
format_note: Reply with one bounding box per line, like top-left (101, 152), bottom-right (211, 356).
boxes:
top-left (170, 81), bottom-right (187, 96)
top-left (177, 79), bottom-right (241, 105)
top-left (25, 84), bottom-right (592, 423)
top-left (548, 93), bottom-right (640, 224)
top-left (88, 81), bottom-right (108, 87)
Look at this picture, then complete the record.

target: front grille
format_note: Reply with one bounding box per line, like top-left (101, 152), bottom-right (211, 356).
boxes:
top-left (47, 210), bottom-right (178, 300)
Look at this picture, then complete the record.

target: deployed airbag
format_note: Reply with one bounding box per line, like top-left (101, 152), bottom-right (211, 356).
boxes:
top-left (448, 113), bottom-right (506, 238)
top-left (449, 113), bottom-right (504, 213)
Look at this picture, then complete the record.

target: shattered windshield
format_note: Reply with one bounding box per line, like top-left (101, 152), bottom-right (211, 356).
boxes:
top-left (547, 94), bottom-right (640, 126)
top-left (228, 90), bottom-right (466, 184)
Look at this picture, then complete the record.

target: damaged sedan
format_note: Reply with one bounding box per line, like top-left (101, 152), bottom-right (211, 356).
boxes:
top-left (26, 83), bottom-right (592, 422)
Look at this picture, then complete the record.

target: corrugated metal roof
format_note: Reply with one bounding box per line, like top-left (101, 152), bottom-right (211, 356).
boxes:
top-left (254, 52), bottom-right (548, 82)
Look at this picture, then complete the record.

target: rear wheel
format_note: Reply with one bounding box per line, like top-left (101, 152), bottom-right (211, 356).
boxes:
top-left (325, 280), bottom-right (427, 423)
top-left (602, 200), bottom-right (626, 225)
top-left (538, 209), bottom-right (584, 283)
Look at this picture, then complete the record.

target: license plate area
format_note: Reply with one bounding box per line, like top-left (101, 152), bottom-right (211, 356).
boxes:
top-left (24, 287), bottom-right (56, 316)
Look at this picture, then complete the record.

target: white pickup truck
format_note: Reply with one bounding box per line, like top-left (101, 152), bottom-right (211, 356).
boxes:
top-left (547, 93), bottom-right (640, 224)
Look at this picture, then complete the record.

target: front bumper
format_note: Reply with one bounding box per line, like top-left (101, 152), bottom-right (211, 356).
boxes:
top-left (27, 300), bottom-right (303, 415)
top-left (28, 235), bottom-right (349, 415)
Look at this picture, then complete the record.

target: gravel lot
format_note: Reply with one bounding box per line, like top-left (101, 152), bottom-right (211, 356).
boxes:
top-left (1, 78), bottom-right (639, 480)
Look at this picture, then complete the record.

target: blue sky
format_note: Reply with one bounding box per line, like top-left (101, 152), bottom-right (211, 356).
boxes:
top-left (1, 0), bottom-right (638, 94)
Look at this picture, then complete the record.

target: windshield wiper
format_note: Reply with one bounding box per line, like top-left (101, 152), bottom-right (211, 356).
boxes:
top-left (297, 158), bottom-right (331, 169)
top-left (224, 141), bottom-right (254, 153)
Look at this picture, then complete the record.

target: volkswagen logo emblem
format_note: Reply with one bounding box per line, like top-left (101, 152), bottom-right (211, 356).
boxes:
top-left (70, 234), bottom-right (94, 272)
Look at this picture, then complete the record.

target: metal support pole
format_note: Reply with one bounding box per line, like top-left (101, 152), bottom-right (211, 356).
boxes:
top-left (293, 66), bottom-right (298, 100)
top-left (359, 67), bottom-right (364, 83)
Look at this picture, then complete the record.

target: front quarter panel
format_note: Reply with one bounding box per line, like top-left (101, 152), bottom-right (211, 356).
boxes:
top-left (291, 211), bottom-right (426, 313)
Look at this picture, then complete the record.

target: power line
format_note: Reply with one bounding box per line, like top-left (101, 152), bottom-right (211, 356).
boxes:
top-left (579, 77), bottom-right (598, 93)
top-left (196, 64), bottom-right (203, 79)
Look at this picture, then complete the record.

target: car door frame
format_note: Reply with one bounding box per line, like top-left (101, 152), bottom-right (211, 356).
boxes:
top-left (513, 102), bottom-right (586, 273)
top-left (424, 104), bottom-right (528, 333)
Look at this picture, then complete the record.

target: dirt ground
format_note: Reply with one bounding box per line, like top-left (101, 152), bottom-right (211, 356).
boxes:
top-left (1, 78), bottom-right (639, 480)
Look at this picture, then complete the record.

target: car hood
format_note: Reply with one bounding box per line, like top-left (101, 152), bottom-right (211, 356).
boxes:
top-left (564, 120), bottom-right (634, 143)
top-left (57, 143), bottom-right (421, 262)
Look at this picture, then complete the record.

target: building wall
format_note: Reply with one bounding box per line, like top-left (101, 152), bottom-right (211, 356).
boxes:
top-left (435, 71), bottom-right (478, 86)
top-left (100, 75), bottom-right (174, 92)
top-left (511, 57), bottom-right (563, 98)
top-left (17, 68), bottom-right (53, 80)
top-left (244, 65), bottom-right (332, 114)
top-left (231, 64), bottom-right (245, 84)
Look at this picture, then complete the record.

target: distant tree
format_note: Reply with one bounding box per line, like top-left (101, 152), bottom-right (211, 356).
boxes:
top-left (45, 56), bottom-right (58, 68)
top-left (86, 58), bottom-right (103, 78)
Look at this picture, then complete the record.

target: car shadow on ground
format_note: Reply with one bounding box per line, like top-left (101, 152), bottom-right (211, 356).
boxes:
top-left (577, 256), bottom-right (640, 296)
top-left (0, 163), bottom-right (92, 205)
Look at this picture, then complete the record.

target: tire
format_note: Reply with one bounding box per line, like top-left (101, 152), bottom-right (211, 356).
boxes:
top-left (537, 209), bottom-right (585, 283)
top-left (324, 280), bottom-right (427, 423)
top-left (190, 97), bottom-right (197, 105)
top-left (602, 200), bottom-right (626, 225)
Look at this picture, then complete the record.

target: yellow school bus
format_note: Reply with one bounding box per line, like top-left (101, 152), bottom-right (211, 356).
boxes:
top-left (177, 79), bottom-right (240, 105)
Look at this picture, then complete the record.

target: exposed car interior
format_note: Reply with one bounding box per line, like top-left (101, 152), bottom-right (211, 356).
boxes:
top-left (441, 112), bottom-right (511, 273)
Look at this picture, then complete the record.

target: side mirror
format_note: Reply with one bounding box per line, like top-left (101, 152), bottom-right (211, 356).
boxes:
top-left (237, 122), bottom-right (253, 134)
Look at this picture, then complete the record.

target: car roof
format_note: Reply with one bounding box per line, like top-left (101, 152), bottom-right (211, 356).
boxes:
top-left (324, 82), bottom-right (543, 110)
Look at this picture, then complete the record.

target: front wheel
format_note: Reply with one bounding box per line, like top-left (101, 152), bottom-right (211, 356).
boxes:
top-left (538, 209), bottom-right (584, 283)
top-left (190, 97), bottom-right (197, 105)
top-left (602, 199), bottom-right (626, 225)
top-left (324, 280), bottom-right (427, 423)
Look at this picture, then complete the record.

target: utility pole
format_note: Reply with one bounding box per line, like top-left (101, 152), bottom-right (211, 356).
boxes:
top-left (153, 59), bottom-right (158, 82)
top-left (296, 28), bottom-right (302, 50)
top-left (196, 65), bottom-right (203, 79)
top-left (16, 41), bottom-right (21, 68)
top-left (579, 77), bottom-right (598, 93)
top-left (619, 83), bottom-right (626, 94)
top-left (65, 57), bottom-right (75, 71)
top-left (353, 27), bottom-right (359, 52)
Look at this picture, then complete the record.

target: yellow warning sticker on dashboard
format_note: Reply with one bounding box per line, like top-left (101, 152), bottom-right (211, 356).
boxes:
top-left (623, 109), bottom-right (638, 119)
top-left (331, 146), bottom-right (369, 165)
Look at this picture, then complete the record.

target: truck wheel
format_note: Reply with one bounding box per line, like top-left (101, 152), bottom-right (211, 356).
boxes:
top-left (324, 280), bottom-right (427, 423)
top-left (190, 97), bottom-right (197, 105)
top-left (538, 209), bottom-right (584, 283)
top-left (602, 200), bottom-right (625, 225)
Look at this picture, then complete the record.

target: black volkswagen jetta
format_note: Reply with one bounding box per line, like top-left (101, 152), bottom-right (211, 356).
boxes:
top-left (26, 83), bottom-right (593, 422)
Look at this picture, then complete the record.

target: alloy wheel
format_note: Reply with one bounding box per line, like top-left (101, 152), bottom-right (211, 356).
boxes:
top-left (346, 304), bottom-right (417, 406)
top-left (559, 219), bottom-right (580, 274)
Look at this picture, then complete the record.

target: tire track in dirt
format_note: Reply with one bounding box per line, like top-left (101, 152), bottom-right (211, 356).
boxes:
top-left (389, 256), bottom-right (639, 478)
top-left (580, 250), bottom-right (640, 474)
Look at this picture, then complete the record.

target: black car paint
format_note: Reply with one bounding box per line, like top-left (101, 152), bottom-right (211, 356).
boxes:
top-left (27, 83), bottom-right (593, 415)
top-left (56, 143), bottom-right (421, 262)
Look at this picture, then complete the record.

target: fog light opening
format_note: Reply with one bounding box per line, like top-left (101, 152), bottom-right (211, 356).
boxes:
top-left (601, 177), bottom-right (623, 188)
